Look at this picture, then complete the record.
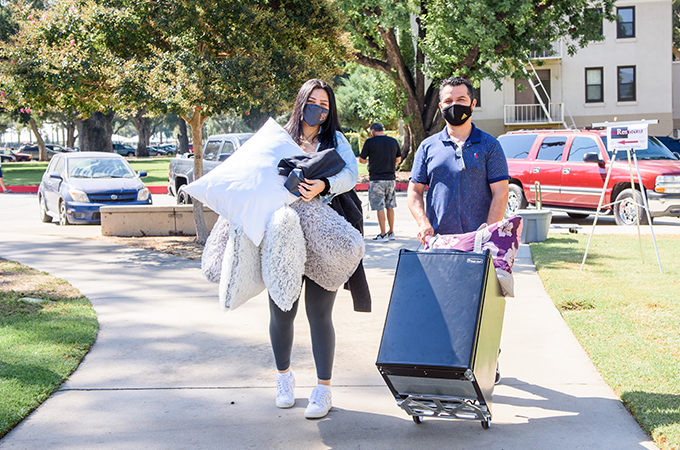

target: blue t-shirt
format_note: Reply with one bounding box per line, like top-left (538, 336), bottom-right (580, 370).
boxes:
top-left (410, 124), bottom-right (509, 235)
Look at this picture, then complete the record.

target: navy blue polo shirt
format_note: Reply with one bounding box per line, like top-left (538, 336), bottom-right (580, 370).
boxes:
top-left (410, 124), bottom-right (509, 235)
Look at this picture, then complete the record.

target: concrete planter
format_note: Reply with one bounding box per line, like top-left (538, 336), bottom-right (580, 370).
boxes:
top-left (517, 209), bottom-right (552, 244)
top-left (100, 205), bottom-right (218, 237)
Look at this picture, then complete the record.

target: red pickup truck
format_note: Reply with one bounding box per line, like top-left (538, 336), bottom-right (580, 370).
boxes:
top-left (498, 129), bottom-right (680, 226)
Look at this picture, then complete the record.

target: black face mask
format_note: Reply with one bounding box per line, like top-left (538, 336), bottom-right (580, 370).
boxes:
top-left (442, 103), bottom-right (472, 126)
top-left (302, 104), bottom-right (329, 127)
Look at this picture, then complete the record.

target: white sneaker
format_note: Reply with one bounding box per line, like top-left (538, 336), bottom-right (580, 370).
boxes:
top-left (304, 386), bottom-right (332, 419)
top-left (387, 231), bottom-right (396, 240)
top-left (275, 371), bottom-right (295, 408)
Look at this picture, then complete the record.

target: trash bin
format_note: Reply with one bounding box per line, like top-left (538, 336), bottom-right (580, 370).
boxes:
top-left (517, 209), bottom-right (552, 243)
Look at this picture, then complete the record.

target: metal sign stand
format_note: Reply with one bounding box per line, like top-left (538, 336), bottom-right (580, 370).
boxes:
top-left (581, 120), bottom-right (663, 273)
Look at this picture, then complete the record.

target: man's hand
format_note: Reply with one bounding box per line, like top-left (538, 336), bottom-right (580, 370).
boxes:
top-left (417, 223), bottom-right (434, 245)
top-left (299, 178), bottom-right (325, 202)
top-left (407, 181), bottom-right (433, 244)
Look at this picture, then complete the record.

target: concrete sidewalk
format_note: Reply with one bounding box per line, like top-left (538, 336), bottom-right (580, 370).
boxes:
top-left (0, 192), bottom-right (658, 449)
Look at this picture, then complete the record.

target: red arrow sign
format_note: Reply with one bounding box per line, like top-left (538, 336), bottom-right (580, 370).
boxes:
top-left (616, 140), bottom-right (639, 144)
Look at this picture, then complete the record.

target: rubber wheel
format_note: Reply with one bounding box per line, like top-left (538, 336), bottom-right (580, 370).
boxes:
top-left (59, 200), bottom-right (71, 226)
top-left (482, 419), bottom-right (490, 429)
top-left (39, 195), bottom-right (52, 223)
top-left (177, 189), bottom-right (193, 205)
top-left (567, 213), bottom-right (589, 219)
top-left (614, 188), bottom-right (649, 226)
top-left (505, 184), bottom-right (527, 218)
top-left (412, 416), bottom-right (422, 424)
top-left (127, 151), bottom-right (135, 157)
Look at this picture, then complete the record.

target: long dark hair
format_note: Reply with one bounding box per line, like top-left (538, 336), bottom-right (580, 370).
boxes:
top-left (284, 79), bottom-right (343, 151)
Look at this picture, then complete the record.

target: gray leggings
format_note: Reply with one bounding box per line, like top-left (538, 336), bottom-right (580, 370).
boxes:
top-left (269, 277), bottom-right (337, 381)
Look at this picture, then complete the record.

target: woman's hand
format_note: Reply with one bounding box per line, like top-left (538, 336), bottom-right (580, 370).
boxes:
top-left (299, 178), bottom-right (325, 202)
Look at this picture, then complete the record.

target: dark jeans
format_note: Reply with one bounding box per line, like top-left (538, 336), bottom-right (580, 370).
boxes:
top-left (269, 276), bottom-right (337, 381)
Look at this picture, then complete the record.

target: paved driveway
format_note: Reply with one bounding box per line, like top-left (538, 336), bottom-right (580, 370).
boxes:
top-left (0, 192), bottom-right (661, 449)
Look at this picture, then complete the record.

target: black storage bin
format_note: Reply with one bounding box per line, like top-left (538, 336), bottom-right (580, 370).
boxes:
top-left (376, 249), bottom-right (506, 427)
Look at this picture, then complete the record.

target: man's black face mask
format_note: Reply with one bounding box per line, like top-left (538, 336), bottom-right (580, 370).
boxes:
top-left (442, 103), bottom-right (472, 126)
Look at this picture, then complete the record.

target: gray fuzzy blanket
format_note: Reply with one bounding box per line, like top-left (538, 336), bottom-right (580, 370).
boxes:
top-left (290, 198), bottom-right (364, 292)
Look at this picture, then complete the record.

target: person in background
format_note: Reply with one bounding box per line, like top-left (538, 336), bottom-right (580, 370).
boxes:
top-left (359, 123), bottom-right (401, 241)
top-left (271, 78), bottom-right (358, 420)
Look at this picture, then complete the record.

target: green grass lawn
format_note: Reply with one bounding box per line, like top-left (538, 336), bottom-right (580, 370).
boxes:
top-left (530, 234), bottom-right (680, 450)
top-left (1, 157), bottom-right (171, 186)
top-left (0, 259), bottom-right (98, 438)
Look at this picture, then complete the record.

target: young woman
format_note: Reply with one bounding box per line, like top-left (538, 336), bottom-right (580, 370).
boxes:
top-left (271, 79), bottom-right (358, 419)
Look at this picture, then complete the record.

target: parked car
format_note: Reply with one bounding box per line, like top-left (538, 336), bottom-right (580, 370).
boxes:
top-left (655, 136), bottom-right (680, 157)
top-left (168, 133), bottom-right (253, 204)
top-left (0, 150), bottom-right (15, 162)
top-left (113, 143), bottom-right (136, 157)
top-left (38, 152), bottom-right (152, 225)
top-left (498, 129), bottom-right (680, 226)
top-left (2, 148), bottom-right (31, 161)
top-left (157, 144), bottom-right (176, 156)
top-left (18, 144), bottom-right (63, 160)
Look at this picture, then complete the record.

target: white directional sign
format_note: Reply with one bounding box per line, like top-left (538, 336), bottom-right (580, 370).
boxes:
top-left (607, 123), bottom-right (649, 151)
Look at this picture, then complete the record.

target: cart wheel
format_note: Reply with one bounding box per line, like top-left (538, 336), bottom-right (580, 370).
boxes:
top-left (413, 416), bottom-right (422, 424)
top-left (481, 419), bottom-right (491, 430)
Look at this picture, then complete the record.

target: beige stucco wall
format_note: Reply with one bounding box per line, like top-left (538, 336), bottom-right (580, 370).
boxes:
top-left (562, 0), bottom-right (672, 132)
top-left (473, 0), bottom-right (674, 136)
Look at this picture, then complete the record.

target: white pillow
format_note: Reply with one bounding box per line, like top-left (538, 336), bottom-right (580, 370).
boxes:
top-left (219, 226), bottom-right (265, 311)
top-left (183, 118), bottom-right (303, 246)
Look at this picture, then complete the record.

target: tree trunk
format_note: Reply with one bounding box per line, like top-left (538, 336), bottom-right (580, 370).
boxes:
top-left (131, 108), bottom-right (150, 157)
top-left (398, 123), bottom-right (412, 171)
top-left (177, 118), bottom-right (190, 154)
top-left (182, 106), bottom-right (210, 245)
top-left (77, 111), bottom-right (115, 152)
top-left (65, 116), bottom-right (77, 148)
top-left (28, 117), bottom-right (47, 161)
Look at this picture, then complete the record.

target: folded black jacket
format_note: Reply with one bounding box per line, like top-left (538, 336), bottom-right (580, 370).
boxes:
top-left (278, 148), bottom-right (346, 180)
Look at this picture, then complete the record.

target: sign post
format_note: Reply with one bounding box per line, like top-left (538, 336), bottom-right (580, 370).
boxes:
top-left (581, 120), bottom-right (662, 273)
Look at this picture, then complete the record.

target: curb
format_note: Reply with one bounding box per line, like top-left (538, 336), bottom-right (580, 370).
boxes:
top-left (6, 185), bottom-right (169, 195)
top-left (356, 182), bottom-right (410, 192)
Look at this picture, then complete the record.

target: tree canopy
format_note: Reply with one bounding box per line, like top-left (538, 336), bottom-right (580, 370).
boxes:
top-left (338, 0), bottom-right (617, 167)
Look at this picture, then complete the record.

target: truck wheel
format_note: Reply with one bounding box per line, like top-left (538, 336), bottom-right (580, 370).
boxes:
top-left (614, 188), bottom-right (649, 226)
top-left (177, 189), bottom-right (193, 205)
top-left (505, 184), bottom-right (527, 218)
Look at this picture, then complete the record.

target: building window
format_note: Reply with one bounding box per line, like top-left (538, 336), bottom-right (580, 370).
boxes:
top-left (473, 86), bottom-right (481, 107)
top-left (617, 66), bottom-right (636, 102)
top-left (585, 68), bottom-right (603, 103)
top-left (587, 8), bottom-right (603, 37)
top-left (617, 7), bottom-right (635, 39)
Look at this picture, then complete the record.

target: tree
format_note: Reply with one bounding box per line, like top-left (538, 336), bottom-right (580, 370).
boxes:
top-left (2, 0), bottom-right (347, 241)
top-left (102, 0), bottom-right (348, 242)
top-left (335, 63), bottom-right (403, 132)
top-left (0, 0), bottom-right (125, 154)
top-left (338, 0), bottom-right (616, 168)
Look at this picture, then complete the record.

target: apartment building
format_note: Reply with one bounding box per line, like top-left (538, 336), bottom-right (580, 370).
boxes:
top-left (472, 0), bottom-right (675, 138)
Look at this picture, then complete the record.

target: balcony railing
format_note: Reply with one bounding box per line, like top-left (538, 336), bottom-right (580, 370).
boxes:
top-left (529, 40), bottom-right (562, 60)
top-left (504, 103), bottom-right (564, 125)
